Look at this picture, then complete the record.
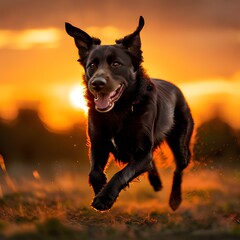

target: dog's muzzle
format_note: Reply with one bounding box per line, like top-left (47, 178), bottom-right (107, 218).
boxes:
top-left (90, 78), bottom-right (124, 113)
top-left (91, 77), bottom-right (107, 92)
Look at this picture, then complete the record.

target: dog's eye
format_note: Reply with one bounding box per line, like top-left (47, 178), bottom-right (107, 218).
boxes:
top-left (88, 62), bottom-right (97, 70)
top-left (111, 61), bottom-right (121, 68)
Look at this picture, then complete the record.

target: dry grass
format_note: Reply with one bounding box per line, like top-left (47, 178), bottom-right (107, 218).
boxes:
top-left (0, 162), bottom-right (240, 240)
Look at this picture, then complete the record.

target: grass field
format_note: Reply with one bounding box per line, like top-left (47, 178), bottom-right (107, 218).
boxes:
top-left (0, 162), bottom-right (240, 240)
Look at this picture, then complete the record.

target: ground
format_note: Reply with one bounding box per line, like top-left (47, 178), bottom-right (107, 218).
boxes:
top-left (0, 163), bottom-right (240, 240)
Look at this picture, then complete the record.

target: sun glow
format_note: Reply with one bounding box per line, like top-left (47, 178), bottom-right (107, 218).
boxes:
top-left (69, 85), bottom-right (88, 114)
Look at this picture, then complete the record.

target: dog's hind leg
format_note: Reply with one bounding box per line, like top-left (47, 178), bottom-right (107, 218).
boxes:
top-left (166, 107), bottom-right (194, 211)
top-left (148, 160), bottom-right (162, 191)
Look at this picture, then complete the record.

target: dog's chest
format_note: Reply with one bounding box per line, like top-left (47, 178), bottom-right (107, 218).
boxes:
top-left (110, 136), bottom-right (131, 162)
top-left (111, 138), bottom-right (118, 150)
top-left (109, 127), bottom-right (139, 162)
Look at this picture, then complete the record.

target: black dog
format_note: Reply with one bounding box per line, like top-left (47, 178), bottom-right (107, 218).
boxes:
top-left (65, 16), bottom-right (194, 211)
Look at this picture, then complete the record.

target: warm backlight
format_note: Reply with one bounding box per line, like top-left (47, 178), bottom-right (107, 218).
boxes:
top-left (69, 84), bottom-right (88, 114)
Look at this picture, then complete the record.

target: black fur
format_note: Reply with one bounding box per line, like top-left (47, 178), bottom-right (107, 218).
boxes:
top-left (65, 16), bottom-right (194, 211)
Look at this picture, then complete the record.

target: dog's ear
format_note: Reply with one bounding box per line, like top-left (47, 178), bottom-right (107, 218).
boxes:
top-left (116, 16), bottom-right (144, 65)
top-left (65, 22), bottom-right (101, 62)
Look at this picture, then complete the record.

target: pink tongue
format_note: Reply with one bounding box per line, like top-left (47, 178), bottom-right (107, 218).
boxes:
top-left (94, 93), bottom-right (112, 110)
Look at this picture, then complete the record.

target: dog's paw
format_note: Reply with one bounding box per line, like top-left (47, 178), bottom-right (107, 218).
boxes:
top-left (169, 191), bottom-right (182, 211)
top-left (91, 192), bottom-right (117, 211)
top-left (148, 174), bottom-right (163, 192)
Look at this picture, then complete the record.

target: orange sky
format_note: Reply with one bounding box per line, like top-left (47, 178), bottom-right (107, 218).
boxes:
top-left (0, 0), bottom-right (240, 131)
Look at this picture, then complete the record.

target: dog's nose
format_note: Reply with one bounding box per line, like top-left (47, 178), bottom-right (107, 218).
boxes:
top-left (91, 77), bottom-right (107, 91)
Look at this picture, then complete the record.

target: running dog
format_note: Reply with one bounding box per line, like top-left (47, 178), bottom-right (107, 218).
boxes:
top-left (65, 16), bottom-right (194, 211)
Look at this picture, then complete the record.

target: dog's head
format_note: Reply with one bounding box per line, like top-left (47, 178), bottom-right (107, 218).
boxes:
top-left (65, 17), bottom-right (145, 112)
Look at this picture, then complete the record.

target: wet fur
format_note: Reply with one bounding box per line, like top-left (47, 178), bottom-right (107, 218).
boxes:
top-left (65, 16), bottom-right (194, 211)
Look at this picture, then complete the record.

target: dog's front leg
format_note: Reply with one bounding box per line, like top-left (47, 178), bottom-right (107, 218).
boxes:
top-left (89, 142), bottom-right (110, 195)
top-left (91, 153), bottom-right (152, 211)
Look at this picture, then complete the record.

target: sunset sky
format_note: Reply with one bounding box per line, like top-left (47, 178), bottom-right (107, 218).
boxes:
top-left (1, 0), bottom-right (240, 131)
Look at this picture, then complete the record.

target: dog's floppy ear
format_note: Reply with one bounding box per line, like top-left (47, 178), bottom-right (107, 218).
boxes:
top-left (65, 22), bottom-right (101, 62)
top-left (116, 16), bottom-right (144, 65)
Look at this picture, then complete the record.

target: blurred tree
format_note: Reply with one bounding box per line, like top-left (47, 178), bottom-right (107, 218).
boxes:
top-left (0, 109), bottom-right (88, 178)
top-left (193, 116), bottom-right (240, 167)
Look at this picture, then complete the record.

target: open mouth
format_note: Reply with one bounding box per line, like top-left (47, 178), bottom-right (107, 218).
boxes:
top-left (94, 84), bottom-right (124, 112)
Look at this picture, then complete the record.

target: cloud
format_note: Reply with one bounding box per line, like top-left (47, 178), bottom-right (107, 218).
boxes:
top-left (1, 0), bottom-right (240, 31)
top-left (180, 78), bottom-right (240, 98)
top-left (0, 28), bottom-right (60, 50)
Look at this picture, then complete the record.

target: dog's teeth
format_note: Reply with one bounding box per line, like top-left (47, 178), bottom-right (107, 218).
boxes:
top-left (110, 91), bottom-right (117, 97)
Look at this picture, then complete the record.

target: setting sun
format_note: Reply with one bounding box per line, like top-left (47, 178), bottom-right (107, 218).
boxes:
top-left (69, 84), bottom-right (88, 114)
